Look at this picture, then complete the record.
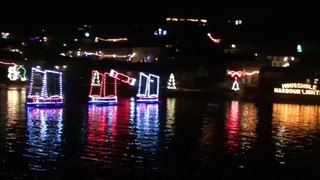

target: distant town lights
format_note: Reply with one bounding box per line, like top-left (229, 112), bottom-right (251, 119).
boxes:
top-left (245, 71), bottom-right (259, 76)
top-left (283, 62), bottom-right (290, 67)
top-left (154, 28), bottom-right (167, 36)
top-left (166, 17), bottom-right (208, 24)
top-left (200, 19), bottom-right (207, 23)
top-left (95, 37), bottom-right (128, 42)
top-left (235, 20), bottom-right (242, 25)
top-left (231, 44), bottom-right (236, 48)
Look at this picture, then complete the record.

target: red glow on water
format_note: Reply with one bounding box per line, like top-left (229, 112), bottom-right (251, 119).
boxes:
top-left (226, 101), bottom-right (240, 154)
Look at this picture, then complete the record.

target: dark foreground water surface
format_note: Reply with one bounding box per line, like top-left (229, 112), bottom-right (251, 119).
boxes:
top-left (1, 87), bottom-right (320, 179)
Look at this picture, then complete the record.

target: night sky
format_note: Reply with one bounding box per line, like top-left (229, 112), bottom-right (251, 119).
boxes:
top-left (1, 7), bottom-right (319, 43)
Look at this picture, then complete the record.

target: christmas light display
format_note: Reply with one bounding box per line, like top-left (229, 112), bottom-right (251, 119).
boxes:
top-left (0, 60), bottom-right (17, 66)
top-left (166, 17), bottom-right (207, 24)
top-left (297, 44), bottom-right (302, 53)
top-left (207, 33), bottom-right (221, 44)
top-left (167, 73), bottom-right (177, 89)
top-left (154, 28), bottom-right (167, 36)
top-left (1, 32), bottom-right (9, 39)
top-left (274, 83), bottom-right (320, 95)
top-left (228, 70), bottom-right (243, 91)
top-left (109, 69), bottom-right (136, 86)
top-left (7, 65), bottom-right (27, 81)
top-left (136, 72), bottom-right (160, 102)
top-left (7, 65), bottom-right (19, 81)
top-left (17, 65), bottom-right (27, 81)
top-left (100, 54), bottom-right (132, 59)
top-left (245, 70), bottom-right (259, 76)
top-left (89, 69), bottom-right (137, 105)
top-left (27, 67), bottom-right (63, 106)
top-left (91, 70), bottom-right (101, 86)
top-left (89, 70), bottom-right (117, 104)
top-left (95, 37), bottom-right (127, 42)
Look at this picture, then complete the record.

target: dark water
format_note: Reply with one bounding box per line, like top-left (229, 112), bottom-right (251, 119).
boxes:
top-left (1, 87), bottom-right (320, 179)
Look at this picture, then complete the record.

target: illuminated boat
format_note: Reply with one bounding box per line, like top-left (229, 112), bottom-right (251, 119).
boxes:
top-left (88, 70), bottom-right (118, 105)
top-left (136, 72), bottom-right (160, 103)
top-left (26, 67), bottom-right (64, 107)
top-left (88, 69), bottom-right (137, 105)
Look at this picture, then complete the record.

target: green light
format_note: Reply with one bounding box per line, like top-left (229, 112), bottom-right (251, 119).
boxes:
top-left (297, 44), bottom-right (302, 53)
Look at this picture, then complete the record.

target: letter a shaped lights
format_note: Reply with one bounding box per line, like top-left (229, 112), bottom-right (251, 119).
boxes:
top-left (27, 67), bottom-right (63, 106)
top-left (136, 72), bottom-right (160, 102)
top-left (228, 70), bottom-right (243, 91)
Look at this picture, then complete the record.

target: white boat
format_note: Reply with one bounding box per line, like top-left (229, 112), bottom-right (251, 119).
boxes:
top-left (26, 67), bottom-right (64, 107)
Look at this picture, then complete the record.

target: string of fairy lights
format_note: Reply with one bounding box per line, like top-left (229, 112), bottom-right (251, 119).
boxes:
top-left (227, 70), bottom-right (260, 91)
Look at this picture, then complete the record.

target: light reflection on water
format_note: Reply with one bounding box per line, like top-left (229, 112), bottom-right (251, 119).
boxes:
top-left (25, 107), bottom-right (63, 171)
top-left (165, 98), bottom-right (176, 139)
top-left (2, 86), bottom-right (320, 178)
top-left (81, 100), bottom-right (165, 173)
top-left (83, 104), bottom-right (122, 166)
top-left (272, 103), bottom-right (320, 165)
top-left (223, 100), bottom-right (258, 157)
top-left (135, 103), bottom-right (160, 151)
top-left (225, 100), bottom-right (241, 154)
top-left (1, 87), bottom-right (27, 153)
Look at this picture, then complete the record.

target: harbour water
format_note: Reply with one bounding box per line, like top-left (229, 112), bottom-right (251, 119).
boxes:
top-left (1, 86), bottom-right (320, 179)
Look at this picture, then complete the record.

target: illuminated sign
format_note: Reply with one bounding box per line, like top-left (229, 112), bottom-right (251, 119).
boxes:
top-left (274, 83), bottom-right (320, 95)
